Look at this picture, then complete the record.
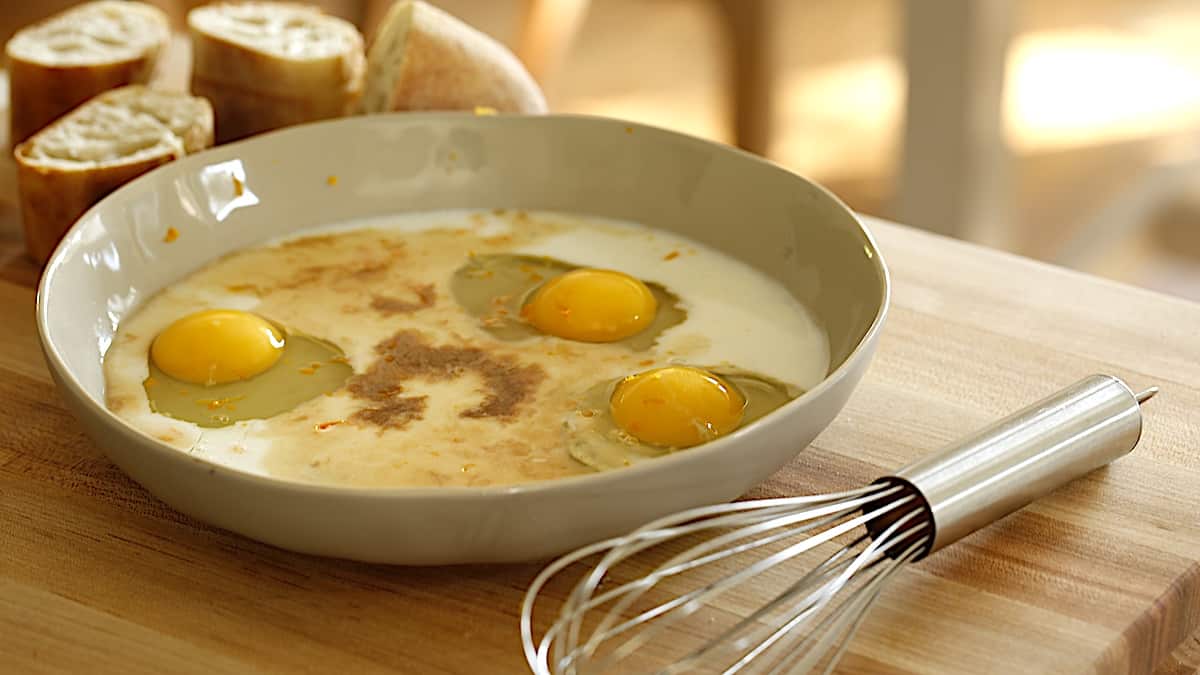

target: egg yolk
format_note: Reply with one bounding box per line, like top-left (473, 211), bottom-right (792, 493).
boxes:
top-left (150, 309), bottom-right (285, 385)
top-left (609, 366), bottom-right (746, 448)
top-left (522, 268), bottom-right (657, 342)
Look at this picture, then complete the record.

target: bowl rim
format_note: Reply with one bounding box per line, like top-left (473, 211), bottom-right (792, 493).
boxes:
top-left (35, 112), bottom-right (891, 500)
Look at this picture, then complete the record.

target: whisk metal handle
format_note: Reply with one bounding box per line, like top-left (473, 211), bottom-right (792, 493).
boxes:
top-left (876, 374), bottom-right (1149, 559)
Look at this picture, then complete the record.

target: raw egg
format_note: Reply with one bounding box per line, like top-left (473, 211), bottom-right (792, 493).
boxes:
top-left (522, 268), bottom-right (657, 342)
top-left (609, 366), bottom-right (745, 448)
top-left (144, 309), bottom-right (352, 428)
top-left (450, 253), bottom-right (685, 349)
top-left (564, 365), bottom-right (799, 470)
top-left (151, 309), bottom-right (284, 385)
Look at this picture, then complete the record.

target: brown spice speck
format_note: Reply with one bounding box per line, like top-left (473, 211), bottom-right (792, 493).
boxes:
top-left (346, 330), bottom-right (545, 429)
top-left (163, 227), bottom-right (179, 243)
top-left (371, 284), bottom-right (437, 315)
top-left (280, 234), bottom-right (338, 250)
top-left (353, 395), bottom-right (428, 430)
top-left (326, 175), bottom-right (338, 186)
top-left (663, 250), bottom-right (680, 261)
top-left (199, 396), bottom-right (243, 410)
top-left (277, 259), bottom-right (391, 290)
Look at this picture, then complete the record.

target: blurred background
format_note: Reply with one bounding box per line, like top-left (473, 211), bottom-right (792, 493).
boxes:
top-left (5, 0), bottom-right (1200, 300)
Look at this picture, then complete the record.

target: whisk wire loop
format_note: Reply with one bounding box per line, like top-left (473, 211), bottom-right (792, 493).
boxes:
top-left (757, 515), bottom-right (929, 675)
top-left (572, 507), bottom-right (861, 666)
top-left (774, 537), bottom-right (927, 675)
top-left (528, 485), bottom-right (928, 675)
top-left (559, 489), bottom-right (904, 671)
top-left (569, 487), bottom-right (905, 664)
top-left (558, 504), bottom-right (859, 668)
top-left (687, 506), bottom-right (928, 674)
top-left (659, 504), bottom-right (924, 674)
top-left (522, 485), bottom-right (896, 673)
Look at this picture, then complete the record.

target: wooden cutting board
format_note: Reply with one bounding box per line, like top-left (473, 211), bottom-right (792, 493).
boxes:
top-left (0, 90), bottom-right (1198, 675)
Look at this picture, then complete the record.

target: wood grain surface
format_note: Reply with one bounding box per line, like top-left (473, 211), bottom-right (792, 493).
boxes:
top-left (0, 65), bottom-right (1198, 671)
top-left (1, 181), bottom-right (1199, 672)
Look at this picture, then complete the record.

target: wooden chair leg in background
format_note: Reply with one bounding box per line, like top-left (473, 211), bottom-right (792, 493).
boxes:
top-left (511, 0), bottom-right (774, 155)
top-left (894, 0), bottom-right (1013, 245)
top-left (714, 0), bottom-right (771, 156)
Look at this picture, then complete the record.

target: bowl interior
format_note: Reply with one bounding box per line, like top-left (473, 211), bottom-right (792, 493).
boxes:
top-left (40, 113), bottom-right (886, 447)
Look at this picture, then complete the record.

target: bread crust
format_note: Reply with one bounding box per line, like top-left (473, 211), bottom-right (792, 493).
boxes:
top-left (17, 153), bottom-right (175, 264)
top-left (5, 1), bottom-right (169, 148)
top-left (188, 2), bottom-right (366, 143)
top-left (14, 86), bottom-right (213, 265)
top-left (363, 0), bottom-right (547, 115)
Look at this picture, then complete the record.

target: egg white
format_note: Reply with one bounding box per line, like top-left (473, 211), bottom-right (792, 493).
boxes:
top-left (509, 213), bottom-right (829, 390)
top-left (103, 210), bottom-right (830, 486)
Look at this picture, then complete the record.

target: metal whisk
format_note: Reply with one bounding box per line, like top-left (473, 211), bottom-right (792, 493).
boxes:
top-left (522, 374), bottom-right (1157, 674)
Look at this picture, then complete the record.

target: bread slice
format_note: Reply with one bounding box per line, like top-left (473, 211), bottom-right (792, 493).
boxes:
top-left (362, 0), bottom-right (547, 115)
top-left (5, 1), bottom-right (169, 149)
top-left (15, 85), bottom-right (213, 264)
top-left (189, 2), bottom-right (366, 143)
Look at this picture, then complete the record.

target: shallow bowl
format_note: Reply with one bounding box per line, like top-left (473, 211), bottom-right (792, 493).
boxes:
top-left (37, 113), bottom-right (889, 564)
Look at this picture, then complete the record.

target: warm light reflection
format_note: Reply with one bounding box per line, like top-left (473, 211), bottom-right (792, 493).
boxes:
top-left (768, 24), bottom-right (1200, 175)
top-left (572, 19), bottom-right (1200, 178)
top-left (1007, 28), bottom-right (1200, 149)
top-left (771, 59), bottom-right (901, 178)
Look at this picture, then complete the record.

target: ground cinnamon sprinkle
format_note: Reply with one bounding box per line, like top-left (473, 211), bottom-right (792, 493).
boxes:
top-left (346, 330), bottom-right (545, 429)
top-left (275, 259), bottom-right (392, 290)
top-left (370, 284), bottom-right (437, 315)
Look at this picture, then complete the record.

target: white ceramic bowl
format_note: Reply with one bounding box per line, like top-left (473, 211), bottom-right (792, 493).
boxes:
top-left (37, 113), bottom-right (889, 564)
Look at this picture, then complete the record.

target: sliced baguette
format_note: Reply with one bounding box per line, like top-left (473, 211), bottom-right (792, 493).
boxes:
top-left (5, 1), bottom-right (169, 148)
top-left (189, 2), bottom-right (366, 143)
top-left (362, 0), bottom-right (547, 115)
top-left (15, 85), bottom-right (213, 264)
